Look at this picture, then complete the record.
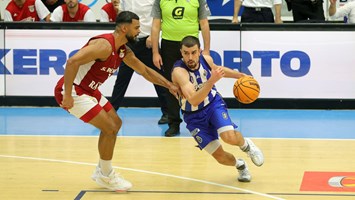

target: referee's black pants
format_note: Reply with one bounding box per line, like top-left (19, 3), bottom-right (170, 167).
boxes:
top-left (241, 7), bottom-right (274, 23)
top-left (161, 39), bottom-right (183, 128)
top-left (291, 0), bottom-right (325, 22)
top-left (111, 36), bottom-right (168, 116)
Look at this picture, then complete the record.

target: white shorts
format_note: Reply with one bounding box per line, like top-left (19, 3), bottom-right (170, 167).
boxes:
top-left (68, 92), bottom-right (112, 123)
top-left (55, 81), bottom-right (113, 123)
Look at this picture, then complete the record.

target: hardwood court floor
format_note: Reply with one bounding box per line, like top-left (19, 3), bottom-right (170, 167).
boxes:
top-left (1, 107), bottom-right (355, 200)
top-left (1, 136), bottom-right (355, 200)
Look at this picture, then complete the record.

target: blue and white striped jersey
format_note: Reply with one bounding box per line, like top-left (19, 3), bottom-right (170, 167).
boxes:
top-left (173, 55), bottom-right (217, 112)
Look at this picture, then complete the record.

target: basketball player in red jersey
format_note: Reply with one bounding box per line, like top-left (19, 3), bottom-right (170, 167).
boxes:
top-left (4, 0), bottom-right (51, 22)
top-left (54, 11), bottom-right (180, 192)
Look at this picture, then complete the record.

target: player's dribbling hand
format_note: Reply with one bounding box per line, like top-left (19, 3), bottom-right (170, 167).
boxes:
top-left (60, 95), bottom-right (74, 109)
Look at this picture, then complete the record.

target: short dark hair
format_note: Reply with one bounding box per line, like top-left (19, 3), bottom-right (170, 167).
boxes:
top-left (181, 36), bottom-right (200, 49)
top-left (115, 11), bottom-right (139, 26)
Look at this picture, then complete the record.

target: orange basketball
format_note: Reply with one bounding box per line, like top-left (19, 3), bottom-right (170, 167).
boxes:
top-left (233, 76), bottom-right (260, 104)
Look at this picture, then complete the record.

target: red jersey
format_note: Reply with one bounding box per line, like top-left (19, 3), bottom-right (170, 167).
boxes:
top-left (56, 33), bottom-right (126, 95)
top-left (6, 0), bottom-right (41, 21)
top-left (101, 3), bottom-right (117, 22)
top-left (61, 3), bottom-right (90, 22)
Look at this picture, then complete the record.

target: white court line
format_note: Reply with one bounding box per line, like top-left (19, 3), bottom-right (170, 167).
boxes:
top-left (0, 154), bottom-right (284, 200)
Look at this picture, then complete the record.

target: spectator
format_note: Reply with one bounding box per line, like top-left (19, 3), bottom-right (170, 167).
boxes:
top-left (233, 0), bottom-right (282, 23)
top-left (100, 0), bottom-right (120, 22)
top-left (42, 0), bottom-right (64, 13)
top-left (329, 0), bottom-right (355, 23)
top-left (151, 0), bottom-right (211, 137)
top-left (50, 0), bottom-right (96, 22)
top-left (4, 0), bottom-right (51, 22)
top-left (285, 0), bottom-right (325, 22)
top-left (107, 0), bottom-right (169, 125)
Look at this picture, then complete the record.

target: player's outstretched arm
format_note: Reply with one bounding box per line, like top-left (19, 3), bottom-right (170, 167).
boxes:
top-left (123, 50), bottom-right (181, 97)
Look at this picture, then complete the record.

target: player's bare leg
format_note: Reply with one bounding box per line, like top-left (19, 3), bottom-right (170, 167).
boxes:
top-left (220, 130), bottom-right (264, 166)
top-left (89, 108), bottom-right (132, 191)
top-left (211, 145), bottom-right (251, 182)
top-left (91, 109), bottom-right (122, 161)
top-left (220, 130), bottom-right (245, 146)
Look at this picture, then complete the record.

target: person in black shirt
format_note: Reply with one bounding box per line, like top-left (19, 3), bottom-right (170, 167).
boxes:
top-left (42, 0), bottom-right (64, 13)
top-left (286, 0), bottom-right (325, 22)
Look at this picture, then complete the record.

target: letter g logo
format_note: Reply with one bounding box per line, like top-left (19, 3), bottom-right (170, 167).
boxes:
top-left (172, 7), bottom-right (185, 19)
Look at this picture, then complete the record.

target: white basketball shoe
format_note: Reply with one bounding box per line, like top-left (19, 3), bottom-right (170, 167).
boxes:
top-left (91, 166), bottom-right (132, 192)
top-left (236, 159), bottom-right (251, 182)
top-left (242, 138), bottom-right (264, 167)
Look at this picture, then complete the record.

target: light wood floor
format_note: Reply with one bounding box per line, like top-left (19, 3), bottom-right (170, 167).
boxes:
top-left (1, 136), bottom-right (355, 200)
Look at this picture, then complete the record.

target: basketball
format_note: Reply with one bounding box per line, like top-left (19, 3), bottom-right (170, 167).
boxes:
top-left (233, 76), bottom-right (260, 104)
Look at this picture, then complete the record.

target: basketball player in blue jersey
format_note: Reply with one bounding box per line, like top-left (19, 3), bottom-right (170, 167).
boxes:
top-left (171, 36), bottom-right (264, 182)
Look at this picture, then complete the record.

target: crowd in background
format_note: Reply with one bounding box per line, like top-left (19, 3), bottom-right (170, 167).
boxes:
top-left (0, 0), bottom-right (354, 23)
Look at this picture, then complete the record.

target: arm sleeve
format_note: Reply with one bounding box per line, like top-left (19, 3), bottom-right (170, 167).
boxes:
top-left (273, 0), bottom-right (282, 5)
top-left (330, 3), bottom-right (353, 19)
top-left (84, 9), bottom-right (97, 22)
top-left (100, 9), bottom-right (110, 22)
top-left (50, 7), bottom-right (63, 22)
top-left (35, 0), bottom-right (50, 20)
top-left (4, 10), bottom-right (13, 21)
top-left (151, 0), bottom-right (162, 19)
top-left (198, 0), bottom-right (211, 19)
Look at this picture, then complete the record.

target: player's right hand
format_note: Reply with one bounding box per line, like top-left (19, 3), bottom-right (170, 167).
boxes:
top-left (60, 95), bottom-right (74, 109)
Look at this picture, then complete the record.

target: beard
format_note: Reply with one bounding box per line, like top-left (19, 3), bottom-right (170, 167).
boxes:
top-left (67, 1), bottom-right (77, 8)
top-left (187, 60), bottom-right (197, 69)
top-left (126, 34), bottom-right (137, 44)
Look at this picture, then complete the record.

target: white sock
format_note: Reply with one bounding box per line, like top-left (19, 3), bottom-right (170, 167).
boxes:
top-left (99, 159), bottom-right (113, 176)
top-left (240, 140), bottom-right (249, 151)
top-left (236, 159), bottom-right (246, 170)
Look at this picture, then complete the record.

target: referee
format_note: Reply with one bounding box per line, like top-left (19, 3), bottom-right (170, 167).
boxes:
top-left (151, 0), bottom-right (211, 137)
top-left (232, 0), bottom-right (283, 23)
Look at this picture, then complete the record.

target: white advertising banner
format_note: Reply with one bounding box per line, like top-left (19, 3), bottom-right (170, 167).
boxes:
top-left (2, 29), bottom-right (355, 99)
top-left (239, 31), bottom-right (355, 99)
